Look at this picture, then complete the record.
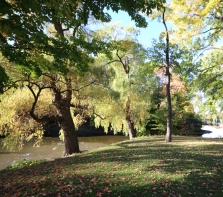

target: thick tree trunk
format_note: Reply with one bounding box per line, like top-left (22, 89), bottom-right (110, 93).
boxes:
top-left (126, 117), bottom-right (137, 139)
top-left (51, 79), bottom-right (80, 155)
top-left (125, 97), bottom-right (136, 139)
top-left (58, 108), bottom-right (80, 155)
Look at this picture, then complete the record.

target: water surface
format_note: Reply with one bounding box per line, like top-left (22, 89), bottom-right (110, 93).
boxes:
top-left (0, 136), bottom-right (128, 170)
top-left (202, 125), bottom-right (223, 138)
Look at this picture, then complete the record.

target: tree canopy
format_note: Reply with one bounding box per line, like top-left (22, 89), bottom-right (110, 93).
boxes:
top-left (0, 0), bottom-right (165, 89)
top-left (166, 0), bottom-right (223, 120)
top-left (168, 0), bottom-right (223, 46)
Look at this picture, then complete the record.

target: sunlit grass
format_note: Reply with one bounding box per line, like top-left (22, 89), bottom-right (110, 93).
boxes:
top-left (0, 136), bottom-right (223, 196)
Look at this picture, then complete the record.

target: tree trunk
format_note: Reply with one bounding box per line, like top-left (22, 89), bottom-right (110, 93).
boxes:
top-left (165, 71), bottom-right (172, 142)
top-left (51, 79), bottom-right (80, 155)
top-left (58, 107), bottom-right (80, 155)
top-left (163, 8), bottom-right (172, 142)
top-left (125, 97), bottom-right (137, 139)
top-left (126, 117), bottom-right (137, 139)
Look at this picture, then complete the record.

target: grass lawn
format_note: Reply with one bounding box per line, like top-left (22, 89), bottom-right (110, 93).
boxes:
top-left (0, 136), bottom-right (223, 197)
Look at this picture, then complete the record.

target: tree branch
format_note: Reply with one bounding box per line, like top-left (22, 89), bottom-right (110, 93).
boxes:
top-left (191, 27), bottom-right (223, 37)
top-left (116, 50), bottom-right (130, 74)
top-left (73, 24), bottom-right (81, 37)
top-left (27, 79), bottom-right (59, 123)
top-left (94, 112), bottom-right (106, 120)
top-left (72, 80), bottom-right (98, 92)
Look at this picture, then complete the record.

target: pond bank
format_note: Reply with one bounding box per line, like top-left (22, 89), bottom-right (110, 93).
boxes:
top-left (1, 136), bottom-right (223, 197)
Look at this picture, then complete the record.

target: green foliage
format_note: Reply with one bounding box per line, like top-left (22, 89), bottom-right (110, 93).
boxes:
top-left (197, 50), bottom-right (223, 98)
top-left (0, 0), bottom-right (165, 150)
top-left (6, 159), bottom-right (45, 170)
top-left (148, 38), bottom-right (200, 83)
top-left (192, 49), bottom-right (223, 122)
top-left (89, 24), bottom-right (155, 136)
top-left (142, 91), bottom-right (196, 135)
top-left (0, 0), bottom-right (166, 90)
top-left (163, 0), bottom-right (223, 125)
top-left (145, 37), bottom-right (199, 135)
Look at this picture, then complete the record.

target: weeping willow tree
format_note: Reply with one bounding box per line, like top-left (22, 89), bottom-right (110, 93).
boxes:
top-left (90, 23), bottom-right (156, 139)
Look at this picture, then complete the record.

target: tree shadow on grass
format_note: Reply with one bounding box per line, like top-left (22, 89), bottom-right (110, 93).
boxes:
top-left (1, 137), bottom-right (223, 196)
top-left (1, 162), bottom-right (222, 196)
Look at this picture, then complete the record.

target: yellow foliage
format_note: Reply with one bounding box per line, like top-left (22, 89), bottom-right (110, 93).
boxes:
top-left (0, 87), bottom-right (53, 151)
top-left (202, 0), bottom-right (221, 16)
top-left (168, 0), bottom-right (223, 44)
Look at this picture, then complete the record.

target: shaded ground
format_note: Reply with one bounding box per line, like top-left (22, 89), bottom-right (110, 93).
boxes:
top-left (0, 136), bottom-right (223, 196)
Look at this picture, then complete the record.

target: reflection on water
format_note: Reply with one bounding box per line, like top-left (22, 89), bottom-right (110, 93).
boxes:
top-left (0, 136), bottom-right (128, 170)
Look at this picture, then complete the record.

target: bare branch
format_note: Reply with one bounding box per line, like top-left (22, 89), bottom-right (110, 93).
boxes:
top-left (94, 112), bottom-right (106, 120)
top-left (104, 59), bottom-right (121, 66)
top-left (73, 24), bottom-right (81, 37)
top-left (27, 80), bottom-right (59, 123)
top-left (116, 50), bottom-right (130, 74)
top-left (72, 80), bottom-right (97, 92)
top-left (191, 27), bottom-right (223, 37)
top-left (27, 83), bottom-right (41, 121)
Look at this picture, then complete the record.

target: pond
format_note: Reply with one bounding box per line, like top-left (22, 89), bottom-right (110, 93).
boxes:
top-left (202, 125), bottom-right (223, 138)
top-left (0, 135), bottom-right (128, 170)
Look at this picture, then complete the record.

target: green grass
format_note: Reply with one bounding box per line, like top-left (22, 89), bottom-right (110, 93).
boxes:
top-left (1, 136), bottom-right (223, 197)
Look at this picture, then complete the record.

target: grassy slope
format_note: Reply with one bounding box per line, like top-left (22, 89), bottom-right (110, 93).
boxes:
top-left (0, 136), bottom-right (223, 197)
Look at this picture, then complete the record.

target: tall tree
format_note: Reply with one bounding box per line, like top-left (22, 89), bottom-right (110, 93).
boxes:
top-left (162, 8), bottom-right (172, 142)
top-left (147, 33), bottom-right (197, 141)
top-left (91, 24), bottom-right (154, 139)
top-left (147, 7), bottom-right (173, 141)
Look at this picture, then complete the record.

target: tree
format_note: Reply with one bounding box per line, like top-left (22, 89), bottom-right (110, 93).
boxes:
top-left (162, 8), bottom-right (172, 142)
top-left (0, 0), bottom-right (165, 154)
top-left (91, 23), bottom-right (155, 139)
top-left (147, 25), bottom-right (198, 141)
top-left (0, 61), bottom-right (94, 154)
top-left (147, 7), bottom-right (173, 142)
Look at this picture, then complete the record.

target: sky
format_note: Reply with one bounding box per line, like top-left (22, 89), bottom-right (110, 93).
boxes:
top-left (108, 11), bottom-right (223, 49)
top-left (108, 11), bottom-right (165, 49)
